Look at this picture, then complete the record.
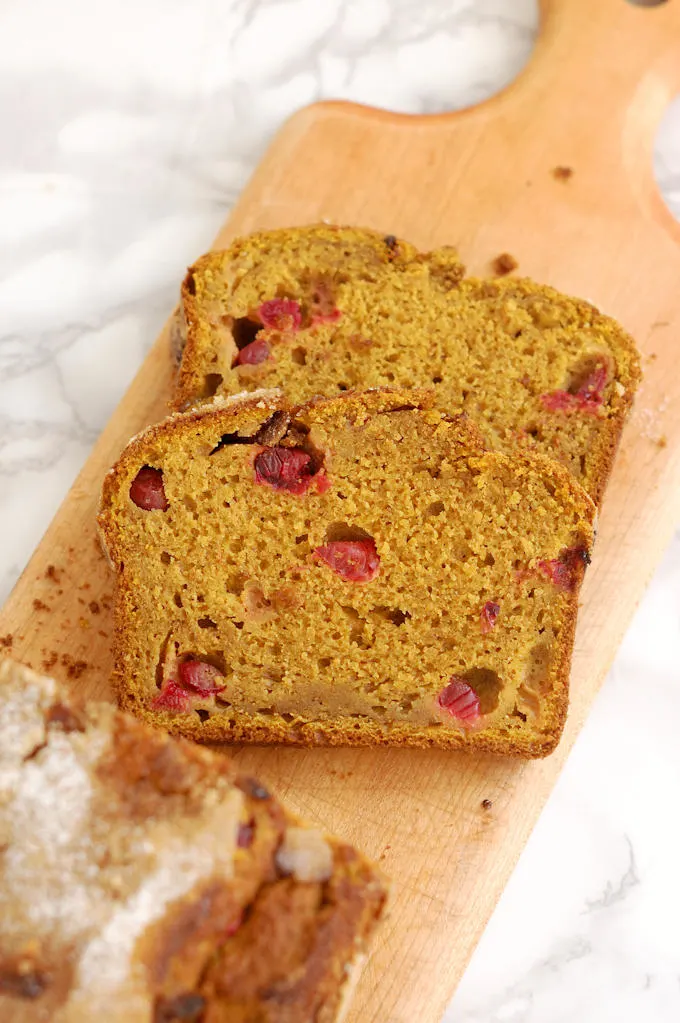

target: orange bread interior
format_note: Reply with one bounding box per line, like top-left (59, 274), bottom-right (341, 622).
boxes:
top-left (174, 224), bottom-right (640, 503)
top-left (99, 389), bottom-right (595, 758)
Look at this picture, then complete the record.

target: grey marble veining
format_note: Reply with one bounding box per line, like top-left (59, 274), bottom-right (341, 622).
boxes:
top-left (1, 2), bottom-right (679, 1020)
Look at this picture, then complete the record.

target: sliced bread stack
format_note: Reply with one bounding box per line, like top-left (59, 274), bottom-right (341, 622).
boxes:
top-left (99, 223), bottom-right (640, 758)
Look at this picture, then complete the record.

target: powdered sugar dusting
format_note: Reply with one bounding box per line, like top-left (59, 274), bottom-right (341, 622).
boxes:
top-left (0, 659), bottom-right (56, 772)
top-left (0, 660), bottom-right (243, 1020)
top-left (70, 790), bottom-right (242, 1013)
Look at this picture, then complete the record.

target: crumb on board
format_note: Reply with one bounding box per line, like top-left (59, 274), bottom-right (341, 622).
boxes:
top-left (656, 436), bottom-right (668, 449)
top-left (98, 630), bottom-right (108, 639)
top-left (79, 618), bottom-right (90, 630)
top-left (42, 652), bottom-right (59, 671)
top-left (89, 601), bottom-right (100, 615)
top-left (552, 165), bottom-right (573, 181)
top-left (45, 564), bottom-right (62, 583)
top-left (481, 799), bottom-right (493, 810)
top-left (0, 634), bottom-right (13, 650)
top-left (32, 599), bottom-right (50, 613)
top-left (647, 352), bottom-right (658, 361)
top-left (60, 654), bottom-right (89, 680)
top-left (491, 252), bottom-right (518, 276)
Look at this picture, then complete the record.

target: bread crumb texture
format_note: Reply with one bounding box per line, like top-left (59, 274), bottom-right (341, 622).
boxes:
top-left (98, 389), bottom-right (596, 758)
top-left (0, 659), bottom-right (385, 1022)
top-left (174, 224), bottom-right (641, 504)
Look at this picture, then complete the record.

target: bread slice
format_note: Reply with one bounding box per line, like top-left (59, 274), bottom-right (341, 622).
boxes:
top-left (173, 224), bottom-right (640, 503)
top-left (0, 659), bottom-right (385, 1023)
top-left (99, 388), bottom-right (595, 758)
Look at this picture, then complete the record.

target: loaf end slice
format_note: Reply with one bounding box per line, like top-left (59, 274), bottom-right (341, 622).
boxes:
top-left (0, 659), bottom-right (386, 1023)
top-left (173, 223), bottom-right (640, 503)
top-left (99, 388), bottom-right (595, 758)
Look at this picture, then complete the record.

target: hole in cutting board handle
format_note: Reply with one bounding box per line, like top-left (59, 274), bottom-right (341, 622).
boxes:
top-left (654, 94), bottom-right (680, 226)
top-left (626, 0), bottom-right (668, 7)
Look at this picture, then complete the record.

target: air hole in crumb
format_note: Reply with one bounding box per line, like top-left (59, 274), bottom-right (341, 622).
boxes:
top-left (203, 373), bottom-right (223, 397)
top-left (462, 667), bottom-right (503, 714)
top-left (197, 617), bottom-right (217, 630)
top-left (337, 382), bottom-right (349, 391)
top-left (173, 593), bottom-right (183, 609)
top-left (295, 534), bottom-right (308, 545)
top-left (232, 317), bottom-right (261, 350)
top-left (324, 521), bottom-right (373, 543)
top-left (318, 657), bottom-right (332, 669)
top-left (160, 551), bottom-right (172, 565)
top-left (511, 706), bottom-right (527, 722)
top-left (565, 352), bottom-right (611, 394)
top-left (432, 375), bottom-right (443, 384)
top-left (372, 606), bottom-right (411, 627)
top-left (257, 707), bottom-right (276, 716)
top-left (524, 642), bottom-right (552, 694)
top-left (426, 501), bottom-right (445, 517)
top-left (234, 621), bottom-right (244, 630)
top-left (183, 495), bottom-right (198, 513)
top-left (196, 709), bottom-right (210, 723)
top-left (291, 346), bottom-right (307, 366)
top-left (484, 552), bottom-right (495, 567)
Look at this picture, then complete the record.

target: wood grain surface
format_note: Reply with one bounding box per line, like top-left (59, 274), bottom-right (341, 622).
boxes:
top-left (2, 1), bottom-right (680, 1020)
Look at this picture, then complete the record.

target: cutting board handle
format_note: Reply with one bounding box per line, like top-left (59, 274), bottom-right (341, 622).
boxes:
top-left (525, 0), bottom-right (680, 119)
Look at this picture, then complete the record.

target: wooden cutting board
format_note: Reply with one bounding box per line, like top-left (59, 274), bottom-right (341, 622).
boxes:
top-left (3, 1), bottom-right (680, 1019)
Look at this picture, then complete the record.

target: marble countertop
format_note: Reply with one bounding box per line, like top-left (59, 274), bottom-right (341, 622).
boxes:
top-left (1, 1), bottom-right (679, 1019)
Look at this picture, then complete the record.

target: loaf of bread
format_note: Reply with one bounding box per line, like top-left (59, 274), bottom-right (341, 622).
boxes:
top-left (172, 225), bottom-right (640, 503)
top-left (98, 388), bottom-right (595, 757)
top-left (0, 659), bottom-right (386, 1022)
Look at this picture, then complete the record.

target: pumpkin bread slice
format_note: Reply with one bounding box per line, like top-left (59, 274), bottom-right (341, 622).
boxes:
top-left (173, 224), bottom-right (640, 503)
top-left (99, 388), bottom-right (595, 758)
top-left (0, 659), bottom-right (385, 1023)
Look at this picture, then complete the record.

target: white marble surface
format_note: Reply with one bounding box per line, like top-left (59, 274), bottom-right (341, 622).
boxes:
top-left (1, 1), bottom-right (679, 1019)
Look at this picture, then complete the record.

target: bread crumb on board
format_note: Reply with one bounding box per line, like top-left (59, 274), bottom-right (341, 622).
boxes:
top-left (552, 166), bottom-right (573, 181)
top-left (491, 252), bottom-right (518, 276)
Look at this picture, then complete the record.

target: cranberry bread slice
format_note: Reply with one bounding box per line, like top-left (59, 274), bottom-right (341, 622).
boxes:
top-left (99, 388), bottom-right (595, 758)
top-left (0, 659), bottom-right (386, 1023)
top-left (173, 224), bottom-right (640, 503)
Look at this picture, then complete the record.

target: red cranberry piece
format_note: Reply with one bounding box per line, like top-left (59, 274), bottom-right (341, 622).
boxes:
top-left (480, 601), bottom-right (500, 634)
top-left (540, 359), bottom-right (610, 415)
top-left (129, 467), bottom-right (168, 511)
top-left (234, 338), bottom-right (271, 366)
top-left (313, 471), bottom-right (331, 495)
top-left (258, 298), bottom-right (302, 332)
top-left (437, 677), bottom-right (480, 723)
top-left (254, 447), bottom-right (313, 495)
top-left (313, 539), bottom-right (380, 583)
top-left (151, 680), bottom-right (191, 713)
top-left (237, 819), bottom-right (255, 848)
top-left (178, 660), bottom-right (226, 696)
top-left (538, 546), bottom-right (590, 591)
